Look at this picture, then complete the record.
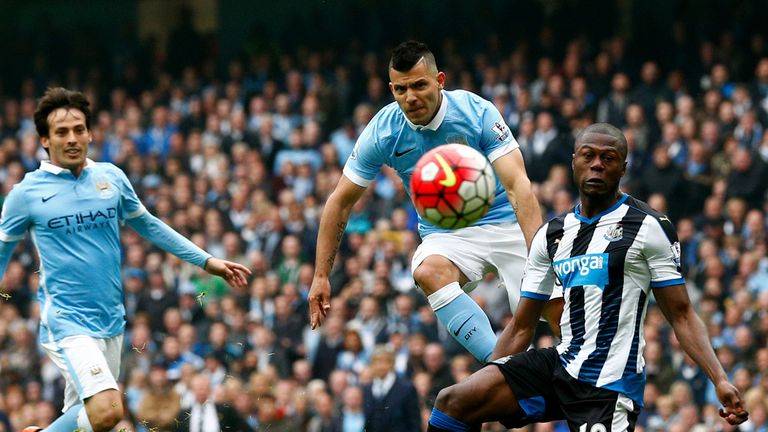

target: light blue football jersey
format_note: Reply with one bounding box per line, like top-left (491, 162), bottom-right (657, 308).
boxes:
top-left (1, 160), bottom-right (150, 343)
top-left (343, 89), bottom-right (520, 237)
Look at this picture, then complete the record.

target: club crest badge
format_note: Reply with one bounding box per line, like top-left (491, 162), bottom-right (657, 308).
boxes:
top-left (446, 134), bottom-right (469, 146)
top-left (604, 223), bottom-right (623, 242)
top-left (94, 177), bottom-right (115, 199)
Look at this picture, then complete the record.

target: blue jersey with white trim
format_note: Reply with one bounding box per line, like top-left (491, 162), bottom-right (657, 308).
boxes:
top-left (0, 160), bottom-right (145, 343)
top-left (343, 89), bottom-right (520, 238)
top-left (521, 194), bottom-right (684, 406)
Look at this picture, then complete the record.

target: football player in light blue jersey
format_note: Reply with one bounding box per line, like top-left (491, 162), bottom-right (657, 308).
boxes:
top-left (0, 88), bottom-right (251, 432)
top-left (308, 41), bottom-right (562, 363)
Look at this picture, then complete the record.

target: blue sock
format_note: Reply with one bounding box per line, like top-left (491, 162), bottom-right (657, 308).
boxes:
top-left (429, 408), bottom-right (470, 431)
top-left (45, 404), bottom-right (82, 432)
top-left (429, 282), bottom-right (496, 362)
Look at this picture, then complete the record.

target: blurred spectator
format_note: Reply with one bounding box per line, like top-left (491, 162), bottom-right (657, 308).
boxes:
top-left (523, 111), bottom-right (570, 183)
top-left (597, 72), bottom-right (631, 127)
top-left (338, 386), bottom-right (365, 432)
top-left (306, 391), bottom-right (336, 432)
top-left (637, 144), bottom-right (687, 220)
top-left (174, 373), bottom-right (252, 432)
top-left (336, 328), bottom-right (370, 377)
top-left (726, 147), bottom-right (766, 209)
top-left (249, 324), bottom-right (291, 378)
top-left (137, 269), bottom-right (179, 337)
top-left (136, 365), bottom-right (181, 431)
top-left (363, 346), bottom-right (421, 432)
top-left (309, 315), bottom-right (345, 381)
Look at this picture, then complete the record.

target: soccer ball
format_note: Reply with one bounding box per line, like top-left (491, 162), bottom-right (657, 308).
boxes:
top-left (410, 143), bottom-right (496, 229)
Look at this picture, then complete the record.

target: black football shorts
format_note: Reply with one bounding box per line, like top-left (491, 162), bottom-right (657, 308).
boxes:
top-left (489, 347), bottom-right (640, 431)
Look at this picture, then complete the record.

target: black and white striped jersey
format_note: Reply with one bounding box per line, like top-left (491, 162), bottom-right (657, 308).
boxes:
top-left (521, 194), bottom-right (684, 406)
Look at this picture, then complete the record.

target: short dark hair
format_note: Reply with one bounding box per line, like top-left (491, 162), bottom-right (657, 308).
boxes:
top-left (389, 40), bottom-right (437, 73)
top-left (34, 87), bottom-right (92, 137)
top-left (575, 123), bottom-right (628, 160)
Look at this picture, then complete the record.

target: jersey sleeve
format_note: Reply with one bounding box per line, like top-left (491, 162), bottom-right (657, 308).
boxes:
top-left (113, 165), bottom-right (146, 221)
top-left (0, 185), bottom-right (30, 241)
top-left (644, 216), bottom-right (685, 288)
top-left (127, 212), bottom-right (211, 268)
top-left (0, 185), bottom-right (30, 280)
top-left (342, 120), bottom-right (385, 187)
top-left (478, 100), bottom-right (519, 163)
top-left (520, 224), bottom-right (558, 300)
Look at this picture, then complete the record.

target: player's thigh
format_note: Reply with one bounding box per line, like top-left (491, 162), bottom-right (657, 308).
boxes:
top-left (411, 228), bottom-right (489, 291)
top-left (436, 364), bottom-right (521, 424)
top-left (554, 372), bottom-right (640, 432)
top-left (484, 223), bottom-right (528, 309)
top-left (41, 335), bottom-right (121, 410)
top-left (103, 334), bottom-right (123, 380)
top-left (491, 348), bottom-right (565, 429)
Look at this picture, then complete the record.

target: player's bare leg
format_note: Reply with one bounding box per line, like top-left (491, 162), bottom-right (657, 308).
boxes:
top-left (85, 389), bottom-right (123, 431)
top-left (414, 255), bottom-right (497, 362)
top-left (43, 389), bottom-right (123, 432)
top-left (427, 365), bottom-right (519, 431)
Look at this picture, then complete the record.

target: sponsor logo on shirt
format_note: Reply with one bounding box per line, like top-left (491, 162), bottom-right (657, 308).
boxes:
top-left (47, 207), bottom-right (117, 235)
top-left (553, 253), bottom-right (609, 289)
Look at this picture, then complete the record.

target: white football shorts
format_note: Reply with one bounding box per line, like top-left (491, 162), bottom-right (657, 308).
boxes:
top-left (41, 334), bottom-right (123, 412)
top-left (412, 222), bottom-right (562, 312)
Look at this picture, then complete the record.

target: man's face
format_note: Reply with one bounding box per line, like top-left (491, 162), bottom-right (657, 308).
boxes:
top-left (572, 132), bottom-right (626, 198)
top-left (389, 59), bottom-right (445, 125)
top-left (370, 354), bottom-right (394, 378)
top-left (41, 108), bottom-right (91, 172)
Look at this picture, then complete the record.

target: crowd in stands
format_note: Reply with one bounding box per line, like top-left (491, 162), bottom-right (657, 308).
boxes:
top-left (1, 12), bottom-right (768, 432)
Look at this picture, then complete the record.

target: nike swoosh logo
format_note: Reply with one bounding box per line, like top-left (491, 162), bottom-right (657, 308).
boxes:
top-left (453, 316), bottom-right (473, 336)
top-left (394, 147), bottom-right (416, 157)
top-left (41, 193), bottom-right (58, 203)
top-left (434, 153), bottom-right (456, 187)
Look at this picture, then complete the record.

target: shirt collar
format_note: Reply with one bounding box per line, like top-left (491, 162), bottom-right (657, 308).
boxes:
top-left (405, 90), bottom-right (447, 131)
top-left (40, 159), bottom-right (95, 175)
top-left (374, 371), bottom-right (396, 395)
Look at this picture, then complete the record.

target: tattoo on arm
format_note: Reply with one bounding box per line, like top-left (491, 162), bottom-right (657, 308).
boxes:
top-left (326, 221), bottom-right (347, 268)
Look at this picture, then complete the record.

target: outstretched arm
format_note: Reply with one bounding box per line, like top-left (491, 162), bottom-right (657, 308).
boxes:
top-left (309, 175), bottom-right (367, 329)
top-left (492, 296), bottom-right (546, 359)
top-left (0, 186), bottom-right (30, 282)
top-left (127, 213), bottom-right (250, 289)
top-left (0, 240), bottom-right (20, 285)
top-left (492, 149), bottom-right (542, 250)
top-left (654, 284), bottom-right (749, 425)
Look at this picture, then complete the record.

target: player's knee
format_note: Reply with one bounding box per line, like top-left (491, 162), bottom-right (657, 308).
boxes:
top-left (91, 406), bottom-right (122, 432)
top-left (88, 398), bottom-right (123, 431)
top-left (434, 384), bottom-right (468, 418)
top-left (413, 256), bottom-right (459, 291)
top-left (412, 264), bottom-right (432, 288)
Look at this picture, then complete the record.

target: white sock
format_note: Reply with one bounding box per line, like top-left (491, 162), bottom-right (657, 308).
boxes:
top-left (428, 281), bottom-right (496, 362)
top-left (427, 281), bottom-right (463, 310)
top-left (76, 405), bottom-right (94, 432)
